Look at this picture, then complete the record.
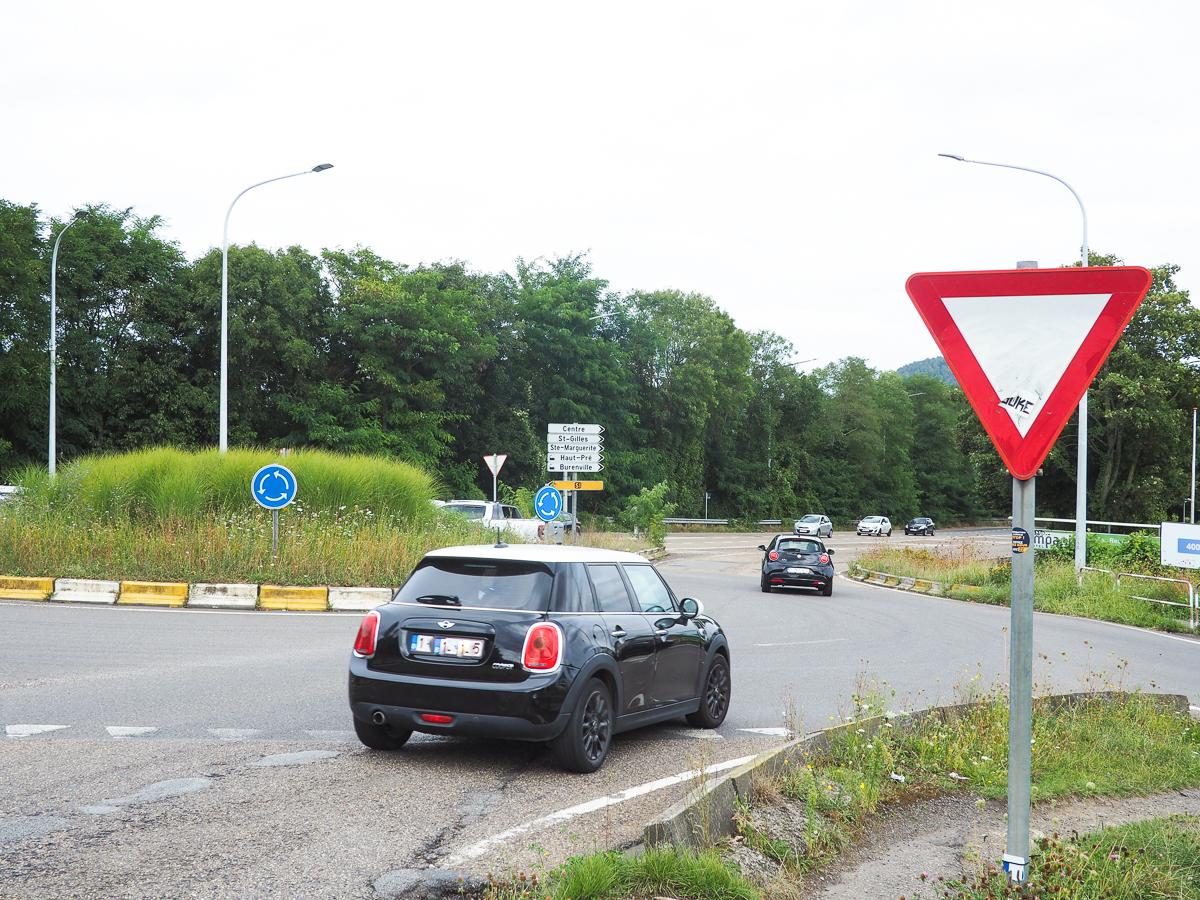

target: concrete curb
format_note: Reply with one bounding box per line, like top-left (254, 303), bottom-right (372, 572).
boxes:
top-left (643, 691), bottom-right (1191, 851)
top-left (187, 583), bottom-right (258, 609)
top-left (0, 576), bottom-right (53, 601)
top-left (329, 587), bottom-right (393, 611)
top-left (52, 578), bottom-right (120, 604)
top-left (118, 580), bottom-right (188, 607)
top-left (261, 585), bottom-right (329, 612)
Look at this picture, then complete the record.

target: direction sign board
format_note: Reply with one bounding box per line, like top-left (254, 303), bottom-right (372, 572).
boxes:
top-left (547, 440), bottom-right (603, 453)
top-left (1160, 522), bottom-right (1200, 569)
top-left (548, 450), bottom-right (603, 464)
top-left (547, 433), bottom-right (603, 447)
top-left (534, 485), bottom-right (563, 522)
top-left (482, 453), bottom-right (507, 477)
top-left (547, 458), bottom-right (603, 472)
top-left (548, 423), bottom-right (604, 435)
top-left (251, 464), bottom-right (298, 510)
top-left (905, 267), bottom-right (1152, 479)
top-left (552, 480), bottom-right (604, 491)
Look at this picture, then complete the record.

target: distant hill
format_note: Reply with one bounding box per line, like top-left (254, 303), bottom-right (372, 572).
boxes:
top-left (896, 356), bottom-right (958, 386)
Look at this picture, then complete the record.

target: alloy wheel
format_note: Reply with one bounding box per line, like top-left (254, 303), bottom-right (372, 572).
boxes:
top-left (705, 663), bottom-right (730, 720)
top-left (581, 690), bottom-right (611, 762)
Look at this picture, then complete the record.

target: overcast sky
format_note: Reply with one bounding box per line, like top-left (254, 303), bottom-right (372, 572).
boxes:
top-left (6, 1), bottom-right (1196, 371)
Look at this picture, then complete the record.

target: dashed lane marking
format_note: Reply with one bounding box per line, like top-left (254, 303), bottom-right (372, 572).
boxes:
top-left (208, 728), bottom-right (262, 740)
top-left (753, 638), bottom-right (848, 648)
top-left (441, 752), bottom-right (757, 866)
top-left (5, 724), bottom-right (69, 738)
top-left (738, 727), bottom-right (791, 737)
top-left (105, 726), bottom-right (158, 739)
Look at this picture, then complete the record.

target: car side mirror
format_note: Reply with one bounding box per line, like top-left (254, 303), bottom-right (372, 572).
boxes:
top-left (756, 544), bottom-right (766, 552)
top-left (679, 597), bottom-right (702, 620)
top-left (826, 548), bottom-right (835, 555)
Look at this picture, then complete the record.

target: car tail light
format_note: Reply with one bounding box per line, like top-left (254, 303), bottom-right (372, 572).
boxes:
top-left (353, 611), bottom-right (380, 658)
top-left (768, 550), bottom-right (779, 561)
top-left (419, 713), bottom-right (454, 725)
top-left (819, 553), bottom-right (830, 565)
top-left (522, 622), bottom-right (562, 672)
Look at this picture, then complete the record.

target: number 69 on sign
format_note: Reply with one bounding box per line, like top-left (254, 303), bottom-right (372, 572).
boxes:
top-left (552, 480), bottom-right (603, 491)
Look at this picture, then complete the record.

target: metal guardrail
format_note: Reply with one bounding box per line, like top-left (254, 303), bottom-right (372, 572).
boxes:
top-left (1078, 566), bottom-right (1197, 630)
top-left (756, 519), bottom-right (782, 526)
top-left (663, 518), bottom-right (730, 526)
top-left (1116, 572), bottom-right (1197, 630)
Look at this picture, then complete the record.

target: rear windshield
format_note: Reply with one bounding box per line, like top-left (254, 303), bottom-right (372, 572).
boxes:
top-left (394, 558), bottom-right (552, 611)
top-left (777, 539), bottom-right (821, 553)
top-left (444, 503), bottom-right (487, 521)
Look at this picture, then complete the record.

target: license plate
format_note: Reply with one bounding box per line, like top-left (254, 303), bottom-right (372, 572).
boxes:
top-left (409, 634), bottom-right (485, 659)
top-left (787, 566), bottom-right (811, 574)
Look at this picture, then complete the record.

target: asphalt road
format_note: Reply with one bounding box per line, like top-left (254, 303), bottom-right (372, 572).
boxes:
top-left (2, 529), bottom-right (1197, 898)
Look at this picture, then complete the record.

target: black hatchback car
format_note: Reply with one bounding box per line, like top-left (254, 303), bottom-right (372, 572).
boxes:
top-left (348, 545), bottom-right (731, 772)
top-left (758, 534), bottom-right (835, 595)
top-left (905, 517), bottom-right (935, 536)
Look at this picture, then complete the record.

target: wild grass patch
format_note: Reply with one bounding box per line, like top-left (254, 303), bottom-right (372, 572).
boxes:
top-left (855, 547), bottom-right (1194, 633)
top-left (941, 815), bottom-right (1200, 898)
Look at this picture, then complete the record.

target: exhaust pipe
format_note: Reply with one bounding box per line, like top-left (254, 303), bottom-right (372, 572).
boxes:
top-left (371, 710), bottom-right (386, 725)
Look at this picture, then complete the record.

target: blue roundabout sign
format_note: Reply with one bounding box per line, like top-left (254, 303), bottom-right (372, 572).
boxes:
top-left (251, 464), bottom-right (298, 510)
top-left (534, 485), bottom-right (562, 522)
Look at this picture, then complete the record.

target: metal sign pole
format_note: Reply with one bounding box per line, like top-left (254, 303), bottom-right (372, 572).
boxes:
top-left (1004, 474), bottom-right (1036, 882)
top-left (272, 508), bottom-right (280, 557)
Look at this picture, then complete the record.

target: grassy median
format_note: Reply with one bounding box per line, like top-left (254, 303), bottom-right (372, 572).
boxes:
top-left (853, 545), bottom-right (1195, 633)
top-left (0, 447), bottom-right (495, 585)
top-left (478, 692), bottom-right (1200, 899)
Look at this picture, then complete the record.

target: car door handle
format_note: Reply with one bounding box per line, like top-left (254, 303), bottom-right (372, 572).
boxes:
top-left (654, 628), bottom-right (669, 636)
top-left (610, 628), bottom-right (626, 638)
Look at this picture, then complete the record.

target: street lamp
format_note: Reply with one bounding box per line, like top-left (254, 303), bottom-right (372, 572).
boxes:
top-left (939, 154), bottom-right (1090, 572)
top-left (219, 164), bottom-right (333, 452)
top-left (48, 210), bottom-right (86, 476)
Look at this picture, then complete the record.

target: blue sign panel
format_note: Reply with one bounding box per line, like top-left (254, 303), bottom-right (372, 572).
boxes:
top-left (252, 464), bottom-right (298, 510)
top-left (534, 485), bottom-right (562, 522)
top-left (1177, 538), bottom-right (1200, 556)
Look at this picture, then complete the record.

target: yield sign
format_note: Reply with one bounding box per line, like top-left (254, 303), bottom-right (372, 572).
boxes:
top-left (905, 267), bottom-right (1152, 479)
top-left (482, 453), bottom-right (507, 477)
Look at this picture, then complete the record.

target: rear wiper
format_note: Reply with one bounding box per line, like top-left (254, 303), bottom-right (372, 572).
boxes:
top-left (414, 594), bottom-right (461, 606)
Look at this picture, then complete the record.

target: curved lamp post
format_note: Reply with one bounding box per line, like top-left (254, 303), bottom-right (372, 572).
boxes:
top-left (49, 210), bottom-right (86, 476)
top-left (938, 154), bottom-right (1089, 572)
top-left (219, 163), bottom-right (333, 452)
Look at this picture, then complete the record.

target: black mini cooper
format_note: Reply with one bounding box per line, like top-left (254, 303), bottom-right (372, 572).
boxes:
top-left (758, 534), bottom-right (835, 595)
top-left (348, 545), bottom-right (731, 772)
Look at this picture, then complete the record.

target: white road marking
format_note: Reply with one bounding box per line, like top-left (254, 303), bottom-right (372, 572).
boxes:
top-left (663, 727), bottom-right (724, 741)
top-left (105, 726), bottom-right (158, 739)
top-left (753, 638), bottom-right (848, 648)
top-left (739, 727), bottom-right (791, 737)
top-left (5, 724), bottom-right (69, 738)
top-left (441, 752), bottom-right (757, 866)
top-left (208, 728), bottom-right (262, 741)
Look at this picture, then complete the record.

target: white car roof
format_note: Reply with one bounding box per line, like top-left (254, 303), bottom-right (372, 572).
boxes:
top-left (425, 544), bottom-right (650, 564)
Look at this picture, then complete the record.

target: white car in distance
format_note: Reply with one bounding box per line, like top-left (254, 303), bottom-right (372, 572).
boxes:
top-left (441, 500), bottom-right (545, 541)
top-left (856, 515), bottom-right (892, 537)
top-left (793, 514), bottom-right (833, 538)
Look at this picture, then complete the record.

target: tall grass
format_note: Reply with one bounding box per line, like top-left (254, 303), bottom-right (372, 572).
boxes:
top-left (856, 547), bottom-right (1195, 633)
top-left (12, 446), bottom-right (436, 523)
top-left (0, 447), bottom-right (486, 585)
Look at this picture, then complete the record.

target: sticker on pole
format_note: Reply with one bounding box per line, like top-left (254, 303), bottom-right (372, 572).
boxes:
top-left (905, 267), bottom-right (1152, 479)
top-left (1011, 527), bottom-right (1030, 554)
top-left (252, 464), bottom-right (297, 510)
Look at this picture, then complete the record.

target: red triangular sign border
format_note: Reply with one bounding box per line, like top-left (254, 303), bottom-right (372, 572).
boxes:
top-left (905, 267), bottom-right (1152, 480)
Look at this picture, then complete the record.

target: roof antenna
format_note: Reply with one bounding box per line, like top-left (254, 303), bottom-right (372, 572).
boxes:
top-left (494, 526), bottom-right (507, 549)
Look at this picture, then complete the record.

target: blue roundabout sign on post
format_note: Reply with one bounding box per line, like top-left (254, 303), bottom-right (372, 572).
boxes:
top-left (252, 463), bottom-right (298, 555)
top-left (534, 484), bottom-right (562, 522)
